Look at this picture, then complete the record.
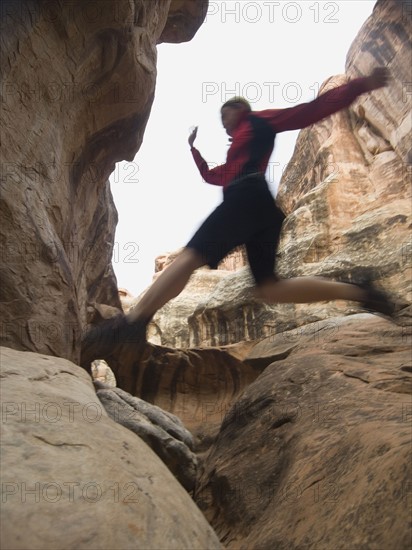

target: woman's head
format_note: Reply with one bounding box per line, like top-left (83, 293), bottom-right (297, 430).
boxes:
top-left (220, 97), bottom-right (251, 135)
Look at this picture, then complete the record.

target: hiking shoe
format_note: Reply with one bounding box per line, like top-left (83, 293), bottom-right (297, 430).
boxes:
top-left (357, 278), bottom-right (396, 319)
top-left (81, 315), bottom-right (148, 367)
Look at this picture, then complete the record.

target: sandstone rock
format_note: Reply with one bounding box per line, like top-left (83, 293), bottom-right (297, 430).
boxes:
top-left (0, 0), bottom-right (208, 363)
top-left (96, 384), bottom-right (197, 491)
top-left (195, 314), bottom-right (412, 549)
top-left (91, 339), bottom-right (265, 444)
top-left (86, 302), bottom-right (123, 325)
top-left (91, 359), bottom-right (117, 387)
top-left (151, 268), bottom-right (229, 347)
top-left (0, 346), bottom-right (222, 550)
top-left (217, 245), bottom-right (248, 271)
top-left (147, 247), bottom-right (249, 348)
top-left (118, 287), bottom-right (136, 313)
top-left (346, 0), bottom-right (411, 165)
top-left (188, 267), bottom-right (296, 347)
top-left (275, 0), bottom-right (411, 326)
top-left (154, 248), bottom-right (185, 273)
top-left (159, 0), bottom-right (208, 43)
top-left (154, 246), bottom-right (247, 276)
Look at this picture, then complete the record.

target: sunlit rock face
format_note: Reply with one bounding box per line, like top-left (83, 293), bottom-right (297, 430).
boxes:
top-left (0, 0), bottom-right (207, 362)
top-left (276, 0), bottom-right (411, 327)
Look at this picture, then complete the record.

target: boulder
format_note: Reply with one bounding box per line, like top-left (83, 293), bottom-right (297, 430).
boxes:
top-left (0, 346), bottom-right (222, 550)
top-left (91, 359), bottom-right (117, 387)
top-left (195, 314), bottom-right (412, 549)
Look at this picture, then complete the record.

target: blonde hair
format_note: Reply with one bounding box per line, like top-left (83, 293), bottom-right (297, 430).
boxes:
top-left (221, 96), bottom-right (251, 111)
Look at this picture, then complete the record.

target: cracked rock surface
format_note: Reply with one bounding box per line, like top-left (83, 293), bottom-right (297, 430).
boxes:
top-left (95, 383), bottom-right (198, 492)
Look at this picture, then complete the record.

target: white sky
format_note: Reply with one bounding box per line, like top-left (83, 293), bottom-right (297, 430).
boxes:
top-left (109, 0), bottom-right (377, 297)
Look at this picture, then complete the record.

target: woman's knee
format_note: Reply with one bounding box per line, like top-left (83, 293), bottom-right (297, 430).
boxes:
top-left (179, 247), bottom-right (206, 270)
top-left (254, 275), bottom-right (281, 300)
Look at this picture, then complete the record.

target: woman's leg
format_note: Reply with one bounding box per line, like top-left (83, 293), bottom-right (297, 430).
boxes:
top-left (127, 191), bottom-right (241, 324)
top-left (254, 276), bottom-right (365, 303)
top-left (127, 247), bottom-right (205, 322)
top-left (246, 202), bottom-right (367, 306)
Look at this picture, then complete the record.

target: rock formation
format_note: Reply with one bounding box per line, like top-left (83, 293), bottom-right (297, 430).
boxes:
top-left (1, 1), bottom-right (411, 549)
top-left (95, 382), bottom-right (198, 492)
top-left (147, 247), bottom-right (252, 348)
top-left (85, 338), bottom-right (262, 441)
top-left (0, 346), bottom-right (222, 550)
top-left (195, 314), bottom-right (412, 549)
top-left (118, 287), bottom-right (136, 313)
top-left (91, 359), bottom-right (117, 387)
top-left (119, 245), bottom-right (249, 348)
top-left (150, 267), bottom-right (229, 347)
top-left (159, 0), bottom-right (209, 43)
top-left (0, 0), bottom-right (207, 364)
top-left (275, 0), bottom-right (411, 329)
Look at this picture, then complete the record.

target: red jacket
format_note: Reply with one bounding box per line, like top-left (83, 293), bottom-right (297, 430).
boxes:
top-left (191, 77), bottom-right (370, 188)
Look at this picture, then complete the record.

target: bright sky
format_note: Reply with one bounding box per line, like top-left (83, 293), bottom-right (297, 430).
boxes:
top-left (109, 0), bottom-right (377, 297)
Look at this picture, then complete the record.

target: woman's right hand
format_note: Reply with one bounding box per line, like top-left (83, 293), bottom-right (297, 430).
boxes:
top-left (188, 126), bottom-right (198, 147)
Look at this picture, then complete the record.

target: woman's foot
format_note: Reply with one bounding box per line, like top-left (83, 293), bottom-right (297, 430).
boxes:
top-left (356, 278), bottom-right (396, 318)
top-left (80, 315), bottom-right (149, 368)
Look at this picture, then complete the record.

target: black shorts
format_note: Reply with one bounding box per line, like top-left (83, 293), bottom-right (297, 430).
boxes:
top-left (186, 174), bottom-right (285, 285)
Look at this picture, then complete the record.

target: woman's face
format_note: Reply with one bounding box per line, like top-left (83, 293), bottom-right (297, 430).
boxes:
top-left (221, 106), bottom-right (245, 136)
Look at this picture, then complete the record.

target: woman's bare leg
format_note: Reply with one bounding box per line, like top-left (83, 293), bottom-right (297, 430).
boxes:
top-left (254, 276), bottom-right (365, 303)
top-left (127, 247), bottom-right (205, 322)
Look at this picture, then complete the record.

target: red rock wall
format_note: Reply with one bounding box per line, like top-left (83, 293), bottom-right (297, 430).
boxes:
top-left (0, 0), bottom-right (207, 362)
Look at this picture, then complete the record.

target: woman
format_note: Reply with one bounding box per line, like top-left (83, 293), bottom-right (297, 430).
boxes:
top-left (82, 67), bottom-right (394, 357)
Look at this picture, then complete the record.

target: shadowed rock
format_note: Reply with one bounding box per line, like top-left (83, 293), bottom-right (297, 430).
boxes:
top-left (195, 314), bottom-right (412, 549)
top-left (0, 0), bottom-right (208, 363)
top-left (95, 383), bottom-right (198, 491)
